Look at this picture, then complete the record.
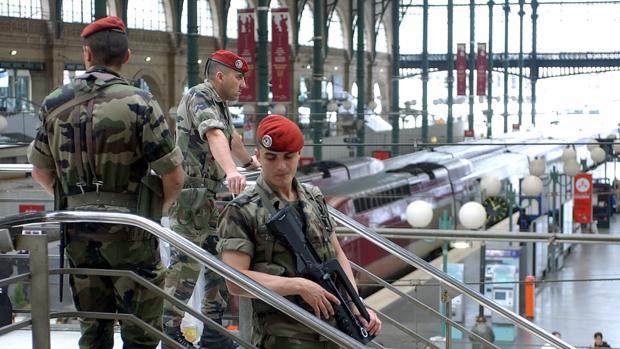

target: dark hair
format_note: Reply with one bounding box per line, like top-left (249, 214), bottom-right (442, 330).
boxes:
top-left (476, 315), bottom-right (486, 323)
top-left (552, 331), bottom-right (561, 337)
top-left (205, 60), bottom-right (231, 80)
top-left (84, 30), bottom-right (128, 67)
top-left (594, 332), bottom-right (603, 339)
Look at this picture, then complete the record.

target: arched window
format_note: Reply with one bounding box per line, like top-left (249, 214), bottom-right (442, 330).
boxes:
top-left (227, 0), bottom-right (250, 39)
top-left (181, 0), bottom-right (214, 36)
top-left (270, 0), bottom-right (284, 7)
top-left (352, 16), bottom-right (369, 52)
top-left (63, 0), bottom-right (93, 23)
top-left (127, 0), bottom-right (167, 31)
top-left (373, 82), bottom-right (382, 114)
top-left (298, 4), bottom-right (313, 47)
top-left (0, 0), bottom-right (43, 18)
top-left (375, 21), bottom-right (388, 53)
top-left (328, 10), bottom-right (344, 49)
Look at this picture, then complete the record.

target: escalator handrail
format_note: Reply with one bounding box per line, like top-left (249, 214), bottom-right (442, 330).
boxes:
top-left (0, 210), bottom-right (367, 349)
top-left (327, 206), bottom-right (575, 349)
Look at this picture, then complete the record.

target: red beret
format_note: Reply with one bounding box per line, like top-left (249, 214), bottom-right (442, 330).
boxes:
top-left (257, 115), bottom-right (304, 153)
top-left (209, 50), bottom-right (249, 74)
top-left (81, 16), bottom-right (126, 38)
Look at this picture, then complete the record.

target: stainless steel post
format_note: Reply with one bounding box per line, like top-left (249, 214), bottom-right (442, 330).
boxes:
top-left (16, 234), bottom-right (50, 349)
top-left (238, 297), bottom-right (252, 342)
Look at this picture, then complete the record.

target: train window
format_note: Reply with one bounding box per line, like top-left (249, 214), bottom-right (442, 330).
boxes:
top-left (353, 184), bottom-right (411, 213)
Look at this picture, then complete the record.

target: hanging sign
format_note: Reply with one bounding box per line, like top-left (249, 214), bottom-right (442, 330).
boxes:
top-left (476, 42), bottom-right (487, 96)
top-left (456, 43), bottom-right (467, 96)
top-left (271, 8), bottom-right (291, 102)
top-left (238, 8), bottom-right (256, 102)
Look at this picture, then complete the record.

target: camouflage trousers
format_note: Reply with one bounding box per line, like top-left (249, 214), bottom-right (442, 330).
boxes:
top-left (65, 227), bottom-right (164, 349)
top-left (261, 336), bottom-right (341, 349)
top-left (163, 191), bottom-right (228, 329)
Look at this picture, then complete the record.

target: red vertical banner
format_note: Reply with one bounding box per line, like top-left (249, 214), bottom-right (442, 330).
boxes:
top-left (456, 43), bottom-right (467, 96)
top-left (476, 42), bottom-right (487, 96)
top-left (238, 8), bottom-right (256, 102)
top-left (271, 8), bottom-right (291, 102)
top-left (573, 173), bottom-right (593, 224)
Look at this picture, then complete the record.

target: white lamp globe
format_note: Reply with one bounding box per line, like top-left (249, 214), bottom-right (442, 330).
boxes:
top-left (590, 146), bottom-right (606, 163)
top-left (368, 101), bottom-right (377, 110)
top-left (0, 115), bottom-right (7, 133)
top-left (343, 100), bottom-right (353, 110)
top-left (564, 160), bottom-right (581, 177)
top-left (614, 140), bottom-right (620, 154)
top-left (561, 147), bottom-right (577, 162)
top-left (522, 175), bottom-right (543, 196)
top-left (607, 133), bottom-right (617, 140)
top-left (480, 176), bottom-right (501, 197)
top-left (458, 202), bottom-right (487, 230)
top-left (406, 200), bottom-right (434, 228)
top-left (272, 104), bottom-right (286, 115)
top-left (586, 138), bottom-right (599, 151)
top-left (242, 104), bottom-right (255, 115)
top-left (529, 158), bottom-right (546, 177)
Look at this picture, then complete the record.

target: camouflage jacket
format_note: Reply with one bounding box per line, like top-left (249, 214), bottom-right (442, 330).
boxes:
top-left (28, 66), bottom-right (183, 199)
top-left (175, 80), bottom-right (235, 183)
top-left (217, 175), bottom-right (338, 339)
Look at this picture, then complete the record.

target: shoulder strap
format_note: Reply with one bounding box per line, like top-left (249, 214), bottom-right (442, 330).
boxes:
top-left (301, 184), bottom-right (334, 232)
top-left (47, 89), bottom-right (102, 121)
top-left (62, 80), bottom-right (124, 193)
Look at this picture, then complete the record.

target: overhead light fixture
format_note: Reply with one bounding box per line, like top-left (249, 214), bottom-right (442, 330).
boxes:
top-left (197, 59), bottom-right (202, 64)
top-left (379, 68), bottom-right (384, 72)
top-left (334, 66), bottom-right (338, 71)
top-left (144, 56), bottom-right (152, 62)
top-left (306, 64), bottom-right (311, 69)
top-left (9, 50), bottom-right (17, 56)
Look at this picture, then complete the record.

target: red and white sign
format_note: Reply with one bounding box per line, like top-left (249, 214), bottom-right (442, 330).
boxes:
top-left (238, 8), bottom-right (256, 102)
top-left (573, 173), bottom-right (593, 224)
top-left (456, 43), bottom-right (467, 96)
top-left (476, 42), bottom-right (487, 96)
top-left (271, 8), bottom-right (291, 102)
top-left (19, 204), bottom-right (45, 213)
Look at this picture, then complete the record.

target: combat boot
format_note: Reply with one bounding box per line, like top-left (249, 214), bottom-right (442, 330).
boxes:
top-left (198, 323), bottom-right (238, 349)
top-left (162, 325), bottom-right (196, 349)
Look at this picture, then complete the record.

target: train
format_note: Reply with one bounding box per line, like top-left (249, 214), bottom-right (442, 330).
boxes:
top-left (318, 126), bottom-right (613, 291)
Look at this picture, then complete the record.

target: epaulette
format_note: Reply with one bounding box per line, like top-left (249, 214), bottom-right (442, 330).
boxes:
top-left (229, 191), bottom-right (259, 208)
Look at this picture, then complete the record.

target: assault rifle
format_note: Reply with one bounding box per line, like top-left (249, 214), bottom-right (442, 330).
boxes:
top-left (265, 205), bottom-right (374, 345)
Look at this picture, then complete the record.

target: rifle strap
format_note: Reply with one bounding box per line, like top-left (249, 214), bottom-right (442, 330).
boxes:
top-left (255, 183), bottom-right (277, 263)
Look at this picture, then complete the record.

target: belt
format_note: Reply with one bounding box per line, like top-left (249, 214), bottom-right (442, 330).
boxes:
top-left (67, 192), bottom-right (138, 209)
top-left (184, 176), bottom-right (221, 191)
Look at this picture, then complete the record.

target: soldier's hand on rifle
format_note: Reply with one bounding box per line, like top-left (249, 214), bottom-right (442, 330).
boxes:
top-left (226, 170), bottom-right (246, 194)
top-left (355, 308), bottom-right (382, 336)
top-left (297, 278), bottom-right (340, 320)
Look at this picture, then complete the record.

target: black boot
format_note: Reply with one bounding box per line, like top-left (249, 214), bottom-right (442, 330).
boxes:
top-left (198, 323), bottom-right (238, 349)
top-left (162, 325), bottom-right (196, 349)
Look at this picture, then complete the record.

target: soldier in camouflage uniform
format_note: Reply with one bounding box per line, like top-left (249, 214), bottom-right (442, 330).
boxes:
top-left (28, 16), bottom-right (185, 349)
top-left (163, 50), bottom-right (259, 349)
top-left (217, 115), bottom-right (381, 349)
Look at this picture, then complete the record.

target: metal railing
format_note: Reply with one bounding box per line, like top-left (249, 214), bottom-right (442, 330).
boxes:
top-left (335, 226), bottom-right (620, 244)
top-left (328, 207), bottom-right (575, 349)
top-left (0, 211), bottom-right (369, 349)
